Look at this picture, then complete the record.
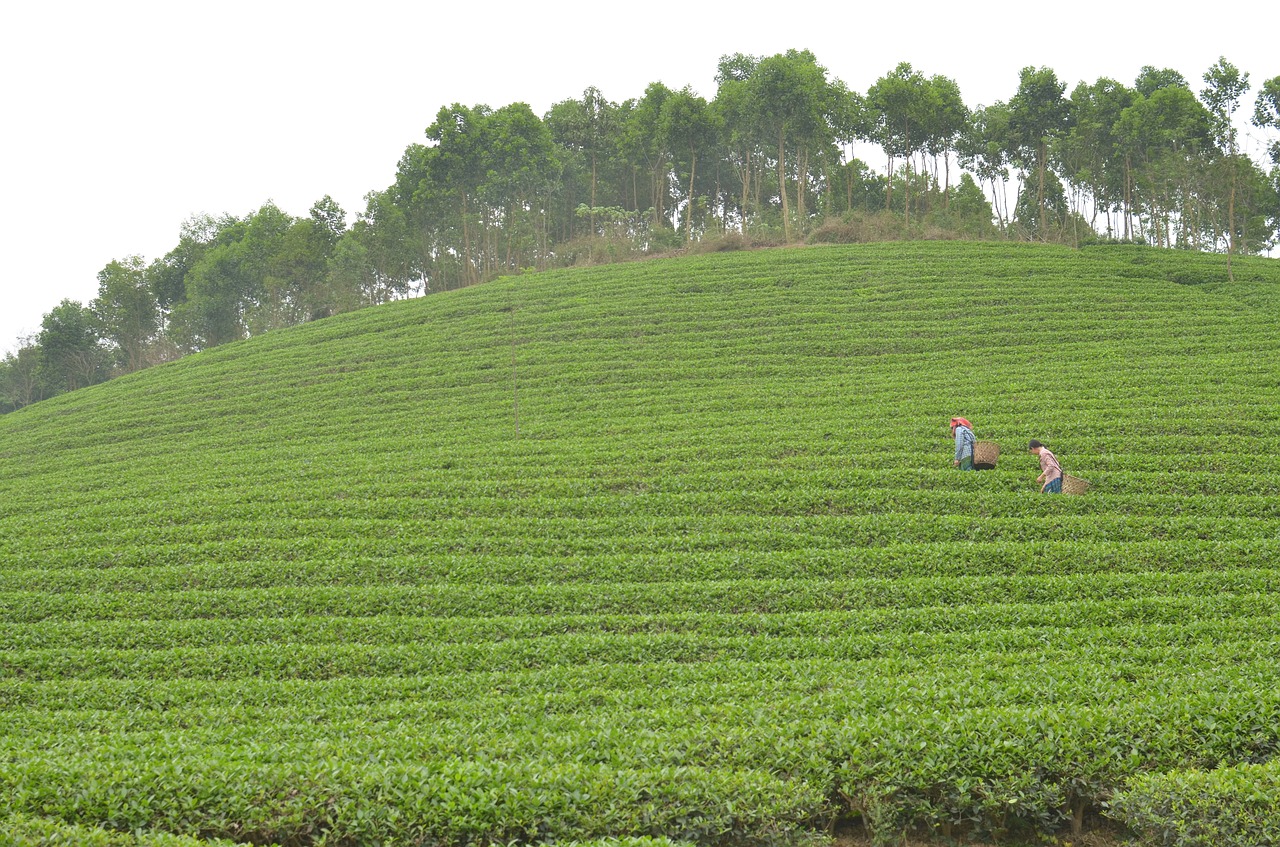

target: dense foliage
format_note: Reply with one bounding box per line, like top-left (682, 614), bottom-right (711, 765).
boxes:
top-left (1111, 761), bottom-right (1280, 847)
top-left (3, 52), bottom-right (1279, 412)
top-left (2, 242), bottom-right (1279, 845)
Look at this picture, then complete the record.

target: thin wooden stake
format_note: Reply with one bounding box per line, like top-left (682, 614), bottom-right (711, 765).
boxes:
top-left (509, 299), bottom-right (519, 439)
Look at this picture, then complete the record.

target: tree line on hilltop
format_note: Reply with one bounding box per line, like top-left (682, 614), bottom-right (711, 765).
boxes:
top-left (4, 51), bottom-right (1279, 413)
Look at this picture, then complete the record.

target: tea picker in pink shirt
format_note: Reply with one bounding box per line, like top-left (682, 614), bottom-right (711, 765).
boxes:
top-left (1028, 439), bottom-right (1062, 493)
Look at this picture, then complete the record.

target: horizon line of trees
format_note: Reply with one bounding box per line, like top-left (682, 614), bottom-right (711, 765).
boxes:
top-left (4, 51), bottom-right (1279, 413)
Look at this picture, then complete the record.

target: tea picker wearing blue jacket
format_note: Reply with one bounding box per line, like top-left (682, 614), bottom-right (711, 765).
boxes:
top-left (950, 417), bottom-right (975, 471)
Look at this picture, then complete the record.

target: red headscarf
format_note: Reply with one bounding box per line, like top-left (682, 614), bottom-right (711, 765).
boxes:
top-left (950, 417), bottom-right (971, 429)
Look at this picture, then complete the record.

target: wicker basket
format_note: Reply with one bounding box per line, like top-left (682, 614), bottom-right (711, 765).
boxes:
top-left (972, 441), bottom-right (1000, 470)
top-left (1062, 473), bottom-right (1090, 495)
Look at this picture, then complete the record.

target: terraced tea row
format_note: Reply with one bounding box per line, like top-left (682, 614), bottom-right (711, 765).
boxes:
top-left (4, 679), bottom-right (1278, 844)
top-left (6, 537), bottom-right (1277, 594)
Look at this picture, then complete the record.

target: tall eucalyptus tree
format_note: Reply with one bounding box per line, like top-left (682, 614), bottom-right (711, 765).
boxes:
top-left (1008, 66), bottom-right (1073, 236)
top-left (713, 53), bottom-right (763, 232)
top-left (1200, 57), bottom-right (1249, 271)
top-left (661, 87), bottom-right (720, 241)
top-left (1063, 78), bottom-right (1134, 234)
top-left (1116, 83), bottom-right (1214, 247)
top-left (1255, 77), bottom-right (1280, 167)
top-left (956, 102), bottom-right (1013, 228)
top-left (866, 62), bottom-right (931, 221)
top-left (746, 49), bottom-right (844, 241)
top-left (545, 87), bottom-right (618, 238)
top-left (620, 83), bottom-right (676, 230)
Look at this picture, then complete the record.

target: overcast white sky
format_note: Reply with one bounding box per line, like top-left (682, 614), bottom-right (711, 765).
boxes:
top-left (2, 0), bottom-right (1276, 353)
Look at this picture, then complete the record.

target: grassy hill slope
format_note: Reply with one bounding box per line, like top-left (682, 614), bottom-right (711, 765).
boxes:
top-left (1, 242), bottom-right (1279, 846)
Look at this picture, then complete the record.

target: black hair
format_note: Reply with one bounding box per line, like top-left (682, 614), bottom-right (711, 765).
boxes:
top-left (1028, 439), bottom-right (1044, 450)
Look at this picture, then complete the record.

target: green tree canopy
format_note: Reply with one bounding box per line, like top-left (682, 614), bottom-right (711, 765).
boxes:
top-left (1252, 76), bottom-right (1280, 167)
top-left (91, 256), bottom-right (157, 373)
top-left (38, 299), bottom-right (106, 393)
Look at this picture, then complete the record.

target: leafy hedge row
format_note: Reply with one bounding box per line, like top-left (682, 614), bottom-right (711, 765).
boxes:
top-left (0, 758), bottom-right (818, 847)
top-left (1111, 760), bottom-right (1280, 847)
top-left (0, 814), bottom-right (246, 846)
top-left (3, 537), bottom-right (1277, 593)
top-left (5, 591), bottom-right (1278, 650)
top-left (3, 568), bottom-right (1279, 622)
top-left (2, 689), bottom-right (1279, 844)
top-left (1, 620), bottom-right (1279, 681)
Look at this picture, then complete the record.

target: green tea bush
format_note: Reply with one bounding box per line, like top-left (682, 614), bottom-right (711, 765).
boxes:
top-left (0, 814), bottom-right (248, 846)
top-left (1111, 760), bottom-right (1280, 847)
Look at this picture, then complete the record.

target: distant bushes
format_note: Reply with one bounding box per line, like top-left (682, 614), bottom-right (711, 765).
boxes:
top-left (807, 211), bottom-right (912, 244)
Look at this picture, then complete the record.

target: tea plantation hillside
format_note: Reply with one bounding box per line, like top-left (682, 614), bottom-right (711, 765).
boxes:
top-left (2, 242), bottom-right (1279, 846)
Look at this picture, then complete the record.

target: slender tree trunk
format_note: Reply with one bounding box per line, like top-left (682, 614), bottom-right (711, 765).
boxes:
top-left (482, 208), bottom-right (489, 280)
top-left (885, 155), bottom-right (893, 211)
top-left (713, 157), bottom-right (724, 234)
top-left (1037, 141), bottom-right (1047, 236)
top-left (1179, 175), bottom-right (1190, 249)
top-left (1123, 154), bottom-right (1132, 241)
top-left (822, 158), bottom-right (833, 218)
top-left (505, 201), bottom-right (516, 271)
top-left (461, 191), bottom-right (473, 286)
top-left (905, 158), bottom-right (912, 228)
top-left (539, 200), bottom-right (548, 270)
top-left (1073, 188), bottom-right (1080, 247)
top-left (1226, 160), bottom-right (1236, 281)
top-left (904, 123), bottom-right (913, 225)
top-left (590, 153), bottom-right (598, 235)
top-left (754, 156), bottom-right (764, 218)
top-left (651, 162), bottom-right (663, 226)
top-left (667, 161), bottom-right (674, 229)
top-left (944, 153), bottom-right (951, 210)
top-left (685, 148), bottom-right (697, 242)
top-left (778, 129), bottom-right (790, 242)
top-left (797, 146), bottom-right (808, 228)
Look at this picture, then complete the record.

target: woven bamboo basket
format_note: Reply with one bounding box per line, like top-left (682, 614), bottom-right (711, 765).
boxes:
top-left (1062, 473), bottom-right (1090, 495)
top-left (972, 441), bottom-right (1000, 469)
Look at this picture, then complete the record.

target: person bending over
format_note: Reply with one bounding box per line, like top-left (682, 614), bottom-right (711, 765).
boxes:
top-left (950, 417), bottom-right (975, 471)
top-left (1028, 439), bottom-right (1061, 493)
